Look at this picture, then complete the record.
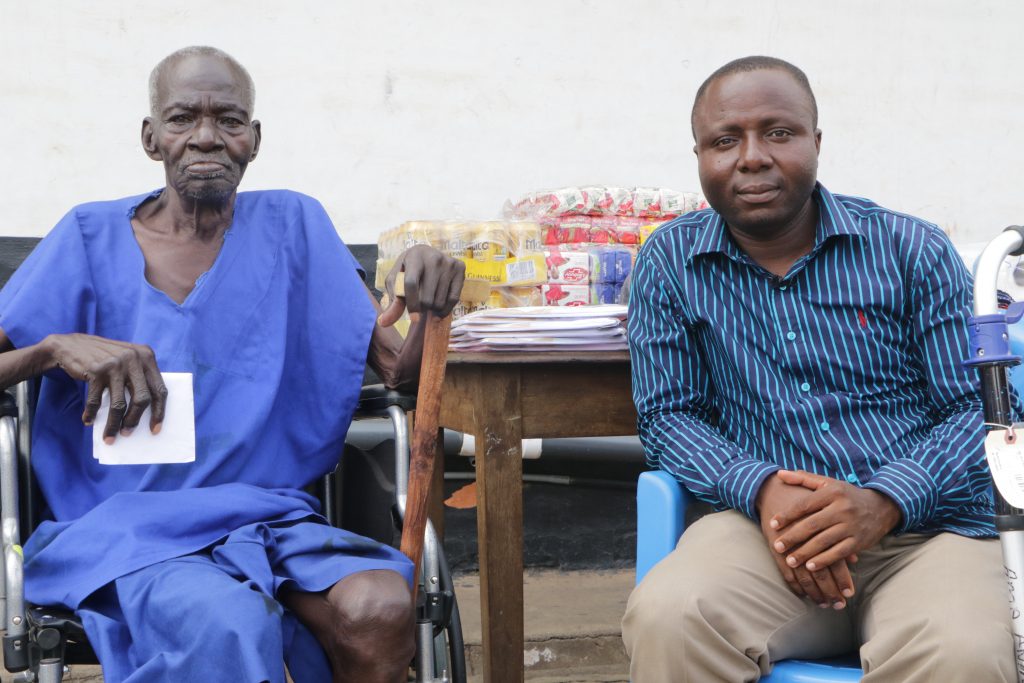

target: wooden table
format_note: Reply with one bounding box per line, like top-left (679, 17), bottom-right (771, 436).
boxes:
top-left (438, 351), bottom-right (637, 682)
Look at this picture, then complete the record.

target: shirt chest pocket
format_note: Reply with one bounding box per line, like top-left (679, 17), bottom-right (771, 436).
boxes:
top-left (796, 285), bottom-right (915, 394)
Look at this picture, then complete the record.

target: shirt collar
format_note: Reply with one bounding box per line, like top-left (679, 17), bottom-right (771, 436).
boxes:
top-left (686, 183), bottom-right (864, 264)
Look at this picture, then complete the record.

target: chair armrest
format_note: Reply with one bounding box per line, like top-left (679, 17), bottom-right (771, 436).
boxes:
top-left (0, 396), bottom-right (28, 671)
top-left (636, 470), bottom-right (692, 585)
top-left (356, 384), bottom-right (417, 417)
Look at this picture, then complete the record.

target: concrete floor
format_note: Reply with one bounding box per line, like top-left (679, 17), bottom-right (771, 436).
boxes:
top-left (455, 568), bottom-right (632, 682)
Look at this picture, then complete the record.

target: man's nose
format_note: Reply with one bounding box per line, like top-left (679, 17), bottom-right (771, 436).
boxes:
top-left (188, 116), bottom-right (224, 151)
top-left (738, 136), bottom-right (772, 172)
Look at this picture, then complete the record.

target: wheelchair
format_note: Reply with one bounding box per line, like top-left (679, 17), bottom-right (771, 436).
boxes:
top-left (0, 380), bottom-right (466, 683)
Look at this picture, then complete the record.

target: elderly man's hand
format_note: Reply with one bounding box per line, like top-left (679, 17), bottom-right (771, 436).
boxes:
top-left (768, 469), bottom-right (901, 576)
top-left (378, 245), bottom-right (465, 327)
top-left (756, 473), bottom-right (856, 609)
top-left (42, 333), bottom-right (167, 444)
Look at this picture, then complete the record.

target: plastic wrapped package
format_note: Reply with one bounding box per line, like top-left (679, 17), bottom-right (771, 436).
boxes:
top-left (590, 283), bottom-right (623, 305)
top-left (376, 216), bottom-right (547, 320)
top-left (470, 221), bottom-right (510, 262)
top-left (542, 284), bottom-right (590, 306)
top-left (640, 220), bottom-right (679, 245)
top-left (442, 221), bottom-right (472, 259)
top-left (399, 220), bottom-right (442, 249)
top-left (615, 189), bottom-right (636, 217)
top-left (633, 187), bottom-right (662, 218)
top-left (494, 285), bottom-right (544, 308)
top-left (545, 248), bottom-right (591, 284)
top-left (554, 216), bottom-right (592, 245)
top-left (505, 185), bottom-right (704, 226)
top-left (589, 247), bottom-right (635, 286)
top-left (614, 217), bottom-right (642, 245)
top-left (507, 221), bottom-right (543, 257)
top-left (589, 217), bottom-right (617, 245)
top-left (529, 187), bottom-right (588, 217)
top-left (658, 189), bottom-right (685, 217)
top-left (541, 218), bottom-right (559, 246)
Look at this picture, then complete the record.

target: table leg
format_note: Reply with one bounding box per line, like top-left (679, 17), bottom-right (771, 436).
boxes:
top-left (474, 365), bottom-right (524, 683)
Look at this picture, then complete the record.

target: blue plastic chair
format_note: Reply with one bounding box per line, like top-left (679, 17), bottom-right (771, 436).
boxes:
top-left (634, 325), bottom-right (1024, 682)
top-left (635, 469), bottom-right (863, 682)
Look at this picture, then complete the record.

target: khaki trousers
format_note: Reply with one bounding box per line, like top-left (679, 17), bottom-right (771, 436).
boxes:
top-left (622, 510), bottom-right (1014, 682)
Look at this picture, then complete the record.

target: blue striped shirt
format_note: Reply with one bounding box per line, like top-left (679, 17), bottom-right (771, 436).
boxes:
top-left (628, 184), bottom-right (995, 537)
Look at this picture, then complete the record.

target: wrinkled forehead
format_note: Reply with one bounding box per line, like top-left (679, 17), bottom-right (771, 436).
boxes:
top-left (695, 69), bottom-right (815, 134)
top-left (155, 55), bottom-right (251, 113)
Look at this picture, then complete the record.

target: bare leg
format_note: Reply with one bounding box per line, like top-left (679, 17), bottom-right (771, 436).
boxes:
top-left (282, 569), bottom-right (415, 683)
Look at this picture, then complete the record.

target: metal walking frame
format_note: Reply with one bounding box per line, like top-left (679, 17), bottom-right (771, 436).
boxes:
top-left (965, 225), bottom-right (1024, 683)
top-left (326, 386), bottom-right (467, 683)
top-left (386, 402), bottom-right (466, 683)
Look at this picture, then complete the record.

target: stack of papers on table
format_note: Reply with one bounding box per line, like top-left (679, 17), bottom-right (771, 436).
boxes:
top-left (450, 304), bottom-right (628, 352)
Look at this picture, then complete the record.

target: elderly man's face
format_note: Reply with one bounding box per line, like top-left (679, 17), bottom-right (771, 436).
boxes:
top-left (142, 55), bottom-right (261, 203)
top-left (692, 68), bottom-right (820, 237)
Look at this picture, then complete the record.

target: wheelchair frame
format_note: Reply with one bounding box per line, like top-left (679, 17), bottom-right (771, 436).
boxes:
top-left (0, 381), bottom-right (466, 683)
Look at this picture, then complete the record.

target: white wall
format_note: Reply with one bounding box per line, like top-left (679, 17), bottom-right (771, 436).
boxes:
top-left (1, 0), bottom-right (1021, 245)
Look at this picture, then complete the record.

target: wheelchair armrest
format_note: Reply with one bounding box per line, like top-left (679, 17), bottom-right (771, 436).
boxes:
top-left (356, 384), bottom-right (417, 417)
top-left (0, 401), bottom-right (27, 671)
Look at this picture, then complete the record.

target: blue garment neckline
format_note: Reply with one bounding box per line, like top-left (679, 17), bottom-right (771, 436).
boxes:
top-left (124, 189), bottom-right (239, 310)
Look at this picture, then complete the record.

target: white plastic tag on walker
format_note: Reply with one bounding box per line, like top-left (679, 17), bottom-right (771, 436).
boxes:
top-left (984, 424), bottom-right (1024, 509)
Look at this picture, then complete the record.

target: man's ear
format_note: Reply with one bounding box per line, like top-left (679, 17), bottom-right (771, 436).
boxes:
top-left (692, 144), bottom-right (698, 157)
top-left (814, 128), bottom-right (822, 155)
top-left (249, 120), bottom-right (262, 161)
top-left (141, 118), bottom-right (162, 160)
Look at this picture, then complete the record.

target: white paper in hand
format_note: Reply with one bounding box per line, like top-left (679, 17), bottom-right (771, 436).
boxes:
top-left (92, 372), bottom-right (196, 465)
top-left (985, 424), bottom-right (1024, 509)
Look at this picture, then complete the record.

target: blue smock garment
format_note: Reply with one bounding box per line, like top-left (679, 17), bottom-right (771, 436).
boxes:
top-left (0, 189), bottom-right (413, 681)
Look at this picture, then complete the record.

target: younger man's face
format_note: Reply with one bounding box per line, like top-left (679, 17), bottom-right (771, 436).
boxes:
top-left (692, 68), bottom-right (821, 238)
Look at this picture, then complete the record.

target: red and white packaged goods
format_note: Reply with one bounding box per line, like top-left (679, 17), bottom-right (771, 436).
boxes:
top-left (374, 186), bottom-right (707, 338)
top-left (507, 185), bottom-right (706, 308)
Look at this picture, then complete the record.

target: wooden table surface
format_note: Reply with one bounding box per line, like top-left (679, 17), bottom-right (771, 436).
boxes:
top-left (438, 351), bottom-right (637, 682)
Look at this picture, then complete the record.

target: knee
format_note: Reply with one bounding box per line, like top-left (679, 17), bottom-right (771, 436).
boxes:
top-left (929, 619), bottom-right (1012, 678)
top-left (623, 572), bottom-right (713, 651)
top-left (867, 617), bottom-right (1014, 681)
top-left (326, 570), bottom-right (415, 659)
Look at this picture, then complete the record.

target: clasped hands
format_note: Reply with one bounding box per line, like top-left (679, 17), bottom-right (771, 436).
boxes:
top-left (755, 470), bottom-right (902, 610)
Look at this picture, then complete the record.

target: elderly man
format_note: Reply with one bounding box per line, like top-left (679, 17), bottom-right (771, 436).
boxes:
top-left (0, 46), bottom-right (463, 682)
top-left (623, 56), bottom-right (1013, 681)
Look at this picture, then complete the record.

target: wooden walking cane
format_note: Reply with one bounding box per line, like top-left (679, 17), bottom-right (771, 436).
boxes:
top-left (398, 307), bottom-right (453, 599)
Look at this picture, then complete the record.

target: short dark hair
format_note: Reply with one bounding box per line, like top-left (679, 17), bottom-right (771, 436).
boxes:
top-left (691, 56), bottom-right (817, 136)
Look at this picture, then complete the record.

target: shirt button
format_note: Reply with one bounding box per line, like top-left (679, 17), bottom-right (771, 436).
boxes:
top-left (786, 331), bottom-right (797, 341)
top-left (845, 473), bottom-right (859, 484)
top-left (819, 421), bottom-right (830, 432)
top-left (780, 285), bottom-right (788, 291)
top-left (800, 382), bottom-right (811, 392)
